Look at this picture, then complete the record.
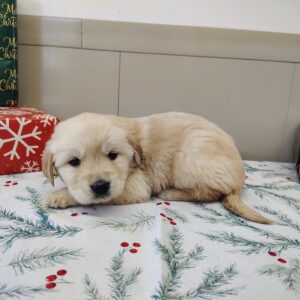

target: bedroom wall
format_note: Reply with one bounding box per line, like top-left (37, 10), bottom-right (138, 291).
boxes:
top-left (17, 15), bottom-right (300, 163)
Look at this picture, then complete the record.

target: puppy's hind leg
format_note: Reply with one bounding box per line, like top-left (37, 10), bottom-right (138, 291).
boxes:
top-left (158, 188), bottom-right (218, 202)
top-left (158, 189), bottom-right (194, 201)
top-left (47, 188), bottom-right (79, 208)
top-left (159, 188), bottom-right (273, 224)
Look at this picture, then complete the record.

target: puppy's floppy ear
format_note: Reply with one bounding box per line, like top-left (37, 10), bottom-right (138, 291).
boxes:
top-left (128, 136), bottom-right (143, 167)
top-left (133, 144), bottom-right (142, 167)
top-left (42, 147), bottom-right (57, 186)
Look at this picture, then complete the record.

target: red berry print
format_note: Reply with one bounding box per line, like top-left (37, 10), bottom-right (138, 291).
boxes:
top-left (46, 275), bottom-right (57, 282)
top-left (164, 201), bottom-right (170, 206)
top-left (278, 258), bottom-right (287, 264)
top-left (71, 213), bottom-right (78, 217)
top-left (4, 184), bottom-right (9, 186)
top-left (120, 242), bottom-right (129, 247)
top-left (57, 269), bottom-right (67, 276)
top-left (167, 217), bottom-right (173, 221)
top-left (130, 248), bottom-right (138, 253)
top-left (45, 282), bottom-right (56, 289)
top-left (12, 182), bottom-right (18, 185)
top-left (5, 181), bottom-right (11, 184)
top-left (160, 213), bottom-right (166, 217)
top-left (170, 221), bottom-right (177, 225)
top-left (81, 212), bottom-right (88, 215)
top-left (268, 251), bottom-right (277, 257)
top-left (156, 202), bottom-right (162, 205)
top-left (132, 242), bottom-right (141, 247)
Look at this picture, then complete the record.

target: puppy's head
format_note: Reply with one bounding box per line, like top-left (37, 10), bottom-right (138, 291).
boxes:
top-left (42, 113), bottom-right (141, 205)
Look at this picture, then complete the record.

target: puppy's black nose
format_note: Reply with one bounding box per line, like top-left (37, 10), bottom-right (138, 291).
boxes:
top-left (90, 180), bottom-right (110, 196)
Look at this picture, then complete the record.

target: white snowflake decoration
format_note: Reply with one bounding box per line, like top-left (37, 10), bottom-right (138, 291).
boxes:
top-left (0, 117), bottom-right (42, 160)
top-left (20, 160), bottom-right (40, 172)
top-left (34, 114), bottom-right (58, 127)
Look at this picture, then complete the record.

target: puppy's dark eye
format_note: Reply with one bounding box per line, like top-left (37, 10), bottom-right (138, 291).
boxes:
top-left (68, 157), bottom-right (81, 167)
top-left (108, 151), bottom-right (118, 161)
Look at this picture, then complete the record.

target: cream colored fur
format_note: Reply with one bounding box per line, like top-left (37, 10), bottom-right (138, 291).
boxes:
top-left (43, 112), bottom-right (272, 224)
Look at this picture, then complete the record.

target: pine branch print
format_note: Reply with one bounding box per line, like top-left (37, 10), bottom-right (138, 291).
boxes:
top-left (183, 264), bottom-right (239, 299)
top-left (244, 162), bottom-right (295, 180)
top-left (201, 232), bottom-right (269, 254)
top-left (244, 163), bottom-right (274, 174)
top-left (245, 183), bottom-right (300, 212)
top-left (152, 228), bottom-right (239, 299)
top-left (153, 228), bottom-right (191, 299)
top-left (125, 268), bottom-right (142, 286)
top-left (179, 246), bottom-right (205, 270)
top-left (83, 249), bottom-right (142, 300)
top-left (9, 247), bottom-right (83, 275)
top-left (0, 207), bottom-right (36, 227)
top-left (108, 250), bottom-right (142, 299)
top-left (255, 206), bottom-right (300, 232)
top-left (16, 187), bottom-right (49, 224)
top-left (83, 274), bottom-right (103, 300)
top-left (108, 251), bottom-right (125, 299)
top-left (244, 162), bottom-right (294, 174)
top-left (94, 211), bottom-right (156, 232)
top-left (193, 204), bottom-right (270, 234)
top-left (163, 208), bottom-right (188, 223)
top-left (0, 222), bottom-right (81, 251)
top-left (0, 283), bottom-right (49, 299)
top-left (153, 228), bottom-right (206, 299)
top-left (194, 204), bottom-right (300, 255)
top-left (259, 258), bottom-right (300, 293)
top-left (247, 181), bottom-right (300, 192)
top-left (0, 189), bottom-right (82, 250)
top-left (192, 203), bottom-right (250, 227)
top-left (201, 232), bottom-right (300, 254)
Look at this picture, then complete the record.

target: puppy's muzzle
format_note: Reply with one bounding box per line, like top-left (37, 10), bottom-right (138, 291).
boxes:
top-left (90, 180), bottom-right (110, 197)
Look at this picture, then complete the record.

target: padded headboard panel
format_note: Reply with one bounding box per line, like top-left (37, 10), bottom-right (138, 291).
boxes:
top-left (18, 15), bottom-right (300, 162)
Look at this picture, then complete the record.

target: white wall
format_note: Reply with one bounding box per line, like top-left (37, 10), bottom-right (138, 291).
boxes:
top-left (18, 0), bottom-right (300, 34)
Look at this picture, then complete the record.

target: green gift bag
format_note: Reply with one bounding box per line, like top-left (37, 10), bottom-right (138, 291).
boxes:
top-left (0, 0), bottom-right (17, 106)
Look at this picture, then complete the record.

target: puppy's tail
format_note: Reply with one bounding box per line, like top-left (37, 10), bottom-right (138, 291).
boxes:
top-left (223, 193), bottom-right (273, 224)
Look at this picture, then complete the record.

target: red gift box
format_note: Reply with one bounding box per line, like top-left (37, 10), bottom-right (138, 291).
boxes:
top-left (0, 107), bottom-right (58, 175)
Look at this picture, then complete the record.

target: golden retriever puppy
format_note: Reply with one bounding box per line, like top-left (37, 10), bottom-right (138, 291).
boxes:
top-left (43, 112), bottom-right (271, 224)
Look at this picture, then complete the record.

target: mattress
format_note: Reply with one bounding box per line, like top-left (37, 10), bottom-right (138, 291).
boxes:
top-left (0, 161), bottom-right (299, 300)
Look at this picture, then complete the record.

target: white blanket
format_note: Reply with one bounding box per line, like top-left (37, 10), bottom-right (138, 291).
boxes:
top-left (0, 161), bottom-right (299, 299)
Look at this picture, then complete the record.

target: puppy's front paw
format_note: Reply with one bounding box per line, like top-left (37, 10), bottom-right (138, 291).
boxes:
top-left (47, 188), bottom-right (78, 208)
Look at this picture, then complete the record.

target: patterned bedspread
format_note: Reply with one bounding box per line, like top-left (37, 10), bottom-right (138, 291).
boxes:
top-left (0, 161), bottom-right (299, 300)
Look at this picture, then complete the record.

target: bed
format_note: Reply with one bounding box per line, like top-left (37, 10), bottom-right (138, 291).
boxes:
top-left (0, 161), bottom-right (299, 300)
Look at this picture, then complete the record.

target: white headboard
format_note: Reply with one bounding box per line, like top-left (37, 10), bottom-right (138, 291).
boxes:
top-left (18, 15), bottom-right (300, 162)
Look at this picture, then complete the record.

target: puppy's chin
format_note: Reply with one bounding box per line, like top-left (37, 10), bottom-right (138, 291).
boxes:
top-left (67, 186), bottom-right (119, 206)
top-left (92, 196), bottom-right (113, 204)
top-left (74, 194), bottom-right (113, 205)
